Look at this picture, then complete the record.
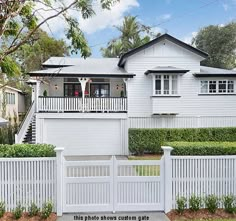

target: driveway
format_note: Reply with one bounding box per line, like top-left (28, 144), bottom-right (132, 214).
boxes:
top-left (57, 212), bottom-right (170, 221)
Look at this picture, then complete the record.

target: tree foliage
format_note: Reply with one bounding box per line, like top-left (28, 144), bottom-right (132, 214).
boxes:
top-left (15, 29), bottom-right (69, 72)
top-left (101, 16), bottom-right (160, 58)
top-left (0, 0), bottom-right (119, 78)
top-left (192, 22), bottom-right (236, 69)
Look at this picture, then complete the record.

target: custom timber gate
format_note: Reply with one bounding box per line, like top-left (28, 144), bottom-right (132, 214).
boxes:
top-left (63, 156), bottom-right (164, 213)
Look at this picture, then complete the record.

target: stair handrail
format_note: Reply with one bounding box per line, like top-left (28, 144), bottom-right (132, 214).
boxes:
top-left (15, 101), bottom-right (35, 144)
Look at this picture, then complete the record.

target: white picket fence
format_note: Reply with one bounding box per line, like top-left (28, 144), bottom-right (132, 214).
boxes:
top-left (0, 148), bottom-right (236, 215)
top-left (0, 157), bottom-right (56, 211)
top-left (171, 155), bottom-right (236, 209)
top-left (129, 116), bottom-right (236, 128)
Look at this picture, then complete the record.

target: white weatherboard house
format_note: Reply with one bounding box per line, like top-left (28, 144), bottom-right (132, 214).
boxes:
top-left (15, 34), bottom-right (236, 156)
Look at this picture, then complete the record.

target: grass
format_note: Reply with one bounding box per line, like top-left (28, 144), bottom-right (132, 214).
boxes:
top-left (176, 220), bottom-right (235, 221)
top-left (128, 154), bottom-right (162, 176)
top-left (128, 154), bottom-right (162, 160)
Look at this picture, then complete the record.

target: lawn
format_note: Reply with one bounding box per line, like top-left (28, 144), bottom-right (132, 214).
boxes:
top-left (176, 220), bottom-right (235, 221)
top-left (128, 154), bottom-right (162, 176)
top-left (128, 154), bottom-right (162, 160)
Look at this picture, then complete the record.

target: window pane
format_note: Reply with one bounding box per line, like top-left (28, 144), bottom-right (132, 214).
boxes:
top-left (209, 81), bottom-right (216, 93)
top-left (90, 84), bottom-right (110, 97)
top-left (172, 76), bottom-right (178, 94)
top-left (155, 75), bottom-right (161, 94)
top-left (164, 75), bottom-right (169, 94)
top-left (228, 80), bottom-right (234, 93)
top-left (100, 84), bottom-right (110, 97)
top-left (12, 94), bottom-right (15, 104)
top-left (219, 81), bottom-right (226, 93)
top-left (201, 81), bottom-right (208, 93)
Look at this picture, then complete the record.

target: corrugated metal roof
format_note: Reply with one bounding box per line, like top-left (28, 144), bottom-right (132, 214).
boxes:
top-left (145, 66), bottom-right (189, 75)
top-left (31, 57), bottom-right (135, 77)
top-left (200, 66), bottom-right (236, 74)
top-left (194, 66), bottom-right (236, 77)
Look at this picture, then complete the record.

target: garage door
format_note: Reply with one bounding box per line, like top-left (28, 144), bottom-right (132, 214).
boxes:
top-left (44, 119), bottom-right (124, 155)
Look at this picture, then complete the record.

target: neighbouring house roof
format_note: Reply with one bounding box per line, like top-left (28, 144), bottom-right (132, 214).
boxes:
top-left (194, 66), bottom-right (236, 77)
top-left (144, 66), bottom-right (190, 75)
top-left (0, 117), bottom-right (8, 127)
top-left (30, 58), bottom-right (135, 78)
top-left (118, 33), bottom-right (208, 67)
top-left (0, 84), bottom-right (23, 93)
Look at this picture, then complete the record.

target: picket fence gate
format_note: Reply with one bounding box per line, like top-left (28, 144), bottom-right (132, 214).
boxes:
top-left (62, 155), bottom-right (165, 213)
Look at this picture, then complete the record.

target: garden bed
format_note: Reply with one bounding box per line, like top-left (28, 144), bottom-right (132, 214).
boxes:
top-left (167, 209), bottom-right (236, 221)
top-left (0, 212), bottom-right (57, 221)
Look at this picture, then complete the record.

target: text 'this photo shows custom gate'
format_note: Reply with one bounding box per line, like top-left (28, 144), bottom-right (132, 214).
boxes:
top-left (63, 156), bottom-right (164, 213)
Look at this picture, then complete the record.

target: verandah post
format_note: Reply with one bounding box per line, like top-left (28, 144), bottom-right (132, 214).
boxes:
top-left (55, 147), bottom-right (64, 216)
top-left (162, 146), bottom-right (173, 213)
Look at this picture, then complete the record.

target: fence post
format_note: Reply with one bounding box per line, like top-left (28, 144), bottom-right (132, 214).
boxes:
top-left (162, 146), bottom-right (173, 213)
top-left (55, 147), bottom-right (64, 216)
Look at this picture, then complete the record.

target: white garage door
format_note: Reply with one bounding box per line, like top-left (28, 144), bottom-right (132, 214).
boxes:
top-left (44, 119), bottom-right (123, 155)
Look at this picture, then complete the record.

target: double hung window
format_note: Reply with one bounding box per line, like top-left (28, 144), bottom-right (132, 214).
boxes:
top-left (154, 74), bottom-right (178, 95)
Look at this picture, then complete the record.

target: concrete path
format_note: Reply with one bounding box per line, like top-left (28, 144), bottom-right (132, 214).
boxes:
top-left (57, 212), bottom-right (170, 221)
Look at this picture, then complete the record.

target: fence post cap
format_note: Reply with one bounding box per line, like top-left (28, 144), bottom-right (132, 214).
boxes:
top-left (161, 146), bottom-right (173, 151)
top-left (54, 147), bottom-right (65, 152)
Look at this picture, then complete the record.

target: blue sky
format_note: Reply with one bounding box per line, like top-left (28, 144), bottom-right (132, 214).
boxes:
top-left (84, 0), bottom-right (236, 57)
top-left (40, 0), bottom-right (236, 57)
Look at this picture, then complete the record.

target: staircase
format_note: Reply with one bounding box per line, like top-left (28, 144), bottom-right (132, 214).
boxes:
top-left (15, 101), bottom-right (36, 144)
top-left (22, 115), bottom-right (36, 144)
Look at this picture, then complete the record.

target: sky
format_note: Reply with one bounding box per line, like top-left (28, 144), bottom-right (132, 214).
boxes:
top-left (38, 0), bottom-right (236, 58)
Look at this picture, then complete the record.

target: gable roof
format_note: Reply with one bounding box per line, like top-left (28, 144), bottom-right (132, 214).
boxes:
top-left (118, 33), bottom-right (208, 67)
top-left (194, 66), bottom-right (236, 77)
top-left (0, 84), bottom-right (23, 93)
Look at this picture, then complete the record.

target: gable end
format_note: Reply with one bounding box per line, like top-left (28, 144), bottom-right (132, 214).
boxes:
top-left (118, 34), bottom-right (208, 67)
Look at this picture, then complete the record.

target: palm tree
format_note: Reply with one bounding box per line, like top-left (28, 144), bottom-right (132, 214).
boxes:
top-left (101, 16), bottom-right (159, 58)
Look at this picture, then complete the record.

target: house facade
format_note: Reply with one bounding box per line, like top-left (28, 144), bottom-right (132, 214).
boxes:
top-left (15, 34), bottom-right (236, 155)
top-left (0, 85), bottom-right (26, 124)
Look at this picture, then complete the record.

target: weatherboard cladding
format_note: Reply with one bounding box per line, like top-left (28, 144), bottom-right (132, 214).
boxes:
top-left (118, 33), bottom-right (208, 67)
top-left (123, 37), bottom-right (236, 117)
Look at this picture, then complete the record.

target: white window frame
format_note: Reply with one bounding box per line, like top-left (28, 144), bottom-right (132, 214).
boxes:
top-left (152, 74), bottom-right (179, 96)
top-left (199, 79), bottom-right (235, 94)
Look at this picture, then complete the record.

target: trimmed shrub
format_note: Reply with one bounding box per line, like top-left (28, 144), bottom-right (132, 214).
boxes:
top-left (0, 144), bottom-right (56, 157)
top-left (12, 203), bottom-right (24, 220)
top-left (204, 195), bottom-right (219, 213)
top-left (0, 202), bottom-right (5, 218)
top-left (129, 127), bottom-right (236, 155)
top-left (28, 202), bottom-right (40, 217)
top-left (166, 142), bottom-right (236, 155)
top-left (223, 195), bottom-right (236, 214)
top-left (189, 195), bottom-right (202, 212)
top-left (41, 202), bottom-right (53, 219)
top-left (176, 196), bottom-right (187, 214)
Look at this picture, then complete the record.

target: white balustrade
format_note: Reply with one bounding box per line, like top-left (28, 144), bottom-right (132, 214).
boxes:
top-left (38, 97), bottom-right (127, 112)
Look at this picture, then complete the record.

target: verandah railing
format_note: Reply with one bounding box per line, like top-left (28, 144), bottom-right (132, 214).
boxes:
top-left (38, 96), bottom-right (127, 112)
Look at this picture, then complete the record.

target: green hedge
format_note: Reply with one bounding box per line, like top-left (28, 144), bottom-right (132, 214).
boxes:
top-left (0, 144), bottom-right (56, 157)
top-left (129, 128), bottom-right (236, 155)
top-left (167, 141), bottom-right (236, 155)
